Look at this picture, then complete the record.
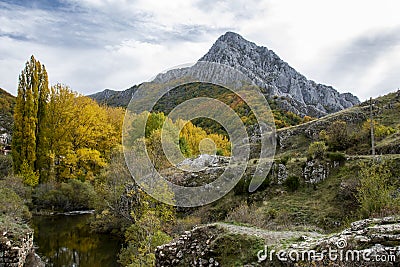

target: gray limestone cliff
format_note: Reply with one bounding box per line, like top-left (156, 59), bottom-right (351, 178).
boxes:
top-left (200, 32), bottom-right (360, 117)
top-left (89, 32), bottom-right (360, 118)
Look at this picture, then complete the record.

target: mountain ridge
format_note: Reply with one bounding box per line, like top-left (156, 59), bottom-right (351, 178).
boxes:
top-left (199, 32), bottom-right (359, 117)
top-left (89, 85), bottom-right (139, 107)
top-left (89, 32), bottom-right (360, 118)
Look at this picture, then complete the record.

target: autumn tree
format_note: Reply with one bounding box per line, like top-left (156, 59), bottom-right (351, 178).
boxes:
top-left (46, 84), bottom-right (123, 181)
top-left (12, 55), bottom-right (49, 184)
top-left (319, 120), bottom-right (350, 151)
top-left (307, 141), bottom-right (327, 160)
top-left (178, 120), bottom-right (231, 156)
top-left (35, 62), bottom-right (50, 180)
top-left (361, 119), bottom-right (396, 141)
top-left (127, 113), bottom-right (231, 162)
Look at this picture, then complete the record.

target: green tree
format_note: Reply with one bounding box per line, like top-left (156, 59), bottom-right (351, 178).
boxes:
top-left (92, 148), bottom-right (134, 233)
top-left (179, 137), bottom-right (191, 157)
top-left (118, 183), bottom-right (175, 266)
top-left (322, 120), bottom-right (350, 151)
top-left (145, 112), bottom-right (166, 138)
top-left (356, 161), bottom-right (399, 217)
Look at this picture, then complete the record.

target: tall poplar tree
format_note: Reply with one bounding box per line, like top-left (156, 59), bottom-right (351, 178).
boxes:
top-left (12, 56), bottom-right (49, 184)
top-left (35, 63), bottom-right (50, 180)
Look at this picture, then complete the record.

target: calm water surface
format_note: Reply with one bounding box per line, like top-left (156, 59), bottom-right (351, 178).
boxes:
top-left (31, 214), bottom-right (121, 267)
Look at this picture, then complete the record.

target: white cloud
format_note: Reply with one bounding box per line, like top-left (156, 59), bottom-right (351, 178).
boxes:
top-left (0, 0), bottom-right (400, 100)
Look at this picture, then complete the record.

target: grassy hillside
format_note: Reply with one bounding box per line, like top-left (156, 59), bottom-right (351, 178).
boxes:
top-left (173, 90), bottom-right (400, 237)
top-left (89, 86), bottom-right (400, 234)
top-left (0, 88), bottom-right (16, 135)
top-left (90, 82), bottom-right (314, 133)
top-left (276, 90), bottom-right (400, 157)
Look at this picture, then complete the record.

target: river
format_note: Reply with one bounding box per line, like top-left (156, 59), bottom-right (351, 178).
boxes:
top-left (30, 213), bottom-right (121, 267)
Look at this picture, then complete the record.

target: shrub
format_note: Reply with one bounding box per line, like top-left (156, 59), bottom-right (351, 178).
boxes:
top-left (0, 215), bottom-right (32, 242)
top-left (356, 161), bottom-right (399, 217)
top-left (321, 120), bottom-right (351, 151)
top-left (326, 152), bottom-right (346, 163)
top-left (284, 176), bottom-right (300, 192)
top-left (0, 154), bottom-right (13, 178)
top-left (234, 175), bottom-right (270, 195)
top-left (0, 175), bottom-right (31, 207)
top-left (32, 179), bottom-right (96, 211)
top-left (225, 202), bottom-right (266, 228)
top-left (307, 141), bottom-right (327, 160)
top-left (278, 154), bottom-right (291, 165)
top-left (0, 187), bottom-right (31, 221)
top-left (233, 177), bottom-right (248, 195)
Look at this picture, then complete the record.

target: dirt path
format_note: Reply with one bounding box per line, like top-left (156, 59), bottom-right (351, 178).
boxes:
top-left (214, 222), bottom-right (324, 246)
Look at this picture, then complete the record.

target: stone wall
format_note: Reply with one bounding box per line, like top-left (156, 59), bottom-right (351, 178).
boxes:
top-left (0, 228), bottom-right (33, 267)
top-left (156, 218), bottom-right (400, 267)
top-left (277, 216), bottom-right (400, 266)
top-left (155, 225), bottom-right (224, 267)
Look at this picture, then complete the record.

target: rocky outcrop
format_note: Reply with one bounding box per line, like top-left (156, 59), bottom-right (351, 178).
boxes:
top-left (276, 217), bottom-right (400, 266)
top-left (166, 154), bottom-right (338, 190)
top-left (200, 32), bottom-right (360, 117)
top-left (162, 155), bottom-right (229, 187)
top-left (303, 160), bottom-right (331, 184)
top-left (177, 154), bottom-right (230, 171)
top-left (89, 85), bottom-right (139, 107)
top-left (156, 218), bottom-right (400, 267)
top-left (267, 163), bottom-right (289, 185)
top-left (23, 252), bottom-right (45, 267)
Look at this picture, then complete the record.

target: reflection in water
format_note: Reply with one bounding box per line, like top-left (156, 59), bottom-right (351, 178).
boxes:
top-left (31, 214), bottom-right (121, 267)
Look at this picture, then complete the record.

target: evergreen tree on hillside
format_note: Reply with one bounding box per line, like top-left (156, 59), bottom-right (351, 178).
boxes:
top-left (12, 56), bottom-right (49, 183)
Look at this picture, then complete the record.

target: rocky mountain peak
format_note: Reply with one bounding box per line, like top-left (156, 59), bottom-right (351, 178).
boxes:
top-left (200, 32), bottom-right (360, 117)
top-left (216, 31), bottom-right (255, 47)
top-left (89, 32), bottom-right (360, 118)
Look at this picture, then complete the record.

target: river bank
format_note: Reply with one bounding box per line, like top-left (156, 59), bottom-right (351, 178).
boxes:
top-left (30, 213), bottom-right (121, 267)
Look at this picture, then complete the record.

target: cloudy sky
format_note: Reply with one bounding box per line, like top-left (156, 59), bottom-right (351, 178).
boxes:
top-left (1, 0), bottom-right (399, 100)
